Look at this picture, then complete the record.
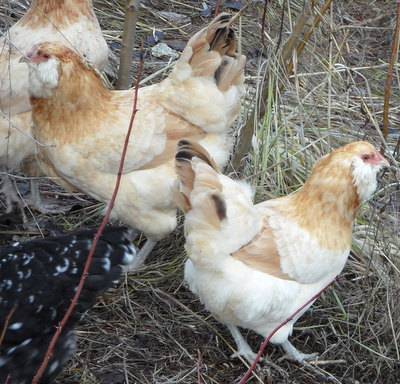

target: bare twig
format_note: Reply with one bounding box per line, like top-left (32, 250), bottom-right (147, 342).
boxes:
top-left (1, 305), bottom-right (17, 384)
top-left (239, 278), bottom-right (337, 384)
top-left (31, 48), bottom-right (145, 384)
top-left (116, 0), bottom-right (140, 90)
top-left (215, 0), bottom-right (224, 16)
top-left (197, 349), bottom-right (203, 384)
top-left (382, 0), bottom-right (400, 139)
top-left (0, 305), bottom-right (17, 346)
top-left (226, 2), bottom-right (252, 27)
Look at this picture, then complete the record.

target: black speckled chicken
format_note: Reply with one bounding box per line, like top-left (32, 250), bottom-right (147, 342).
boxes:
top-left (0, 226), bottom-right (137, 384)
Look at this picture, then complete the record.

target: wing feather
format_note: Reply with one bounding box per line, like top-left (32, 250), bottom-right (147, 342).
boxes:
top-left (232, 218), bottom-right (293, 281)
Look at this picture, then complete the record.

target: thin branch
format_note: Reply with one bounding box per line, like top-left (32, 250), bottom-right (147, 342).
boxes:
top-left (382, 0), bottom-right (400, 139)
top-left (0, 305), bottom-right (17, 346)
top-left (238, 278), bottom-right (337, 384)
top-left (214, 0), bottom-right (224, 16)
top-left (226, 2), bottom-right (252, 27)
top-left (1, 305), bottom-right (17, 384)
top-left (31, 47), bottom-right (145, 384)
top-left (116, 0), bottom-right (140, 90)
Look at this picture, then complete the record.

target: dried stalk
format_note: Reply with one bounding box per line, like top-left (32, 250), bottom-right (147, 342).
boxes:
top-left (382, 0), bottom-right (400, 139)
top-left (260, 0), bottom-right (269, 48)
top-left (31, 50), bottom-right (145, 384)
top-left (116, 0), bottom-right (140, 90)
top-left (230, 0), bottom-right (333, 173)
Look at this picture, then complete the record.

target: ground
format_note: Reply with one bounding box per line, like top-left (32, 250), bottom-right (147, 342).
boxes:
top-left (0, 0), bottom-right (399, 383)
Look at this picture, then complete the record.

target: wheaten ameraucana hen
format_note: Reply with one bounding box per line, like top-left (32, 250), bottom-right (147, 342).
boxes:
top-left (0, 0), bottom-right (110, 212)
top-left (175, 139), bottom-right (389, 363)
top-left (23, 14), bottom-right (246, 263)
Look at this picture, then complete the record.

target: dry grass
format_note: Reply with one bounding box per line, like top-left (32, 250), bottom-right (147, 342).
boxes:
top-left (1, 0), bottom-right (399, 383)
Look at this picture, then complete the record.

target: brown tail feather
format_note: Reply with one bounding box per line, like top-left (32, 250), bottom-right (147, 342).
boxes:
top-left (175, 140), bottom-right (221, 215)
top-left (214, 55), bottom-right (246, 92)
top-left (176, 139), bottom-right (219, 170)
top-left (185, 13), bottom-right (246, 90)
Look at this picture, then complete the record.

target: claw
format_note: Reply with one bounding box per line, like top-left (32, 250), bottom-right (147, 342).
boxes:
top-left (0, 176), bottom-right (22, 213)
top-left (281, 340), bottom-right (318, 364)
top-left (230, 349), bottom-right (258, 364)
top-left (28, 198), bottom-right (70, 214)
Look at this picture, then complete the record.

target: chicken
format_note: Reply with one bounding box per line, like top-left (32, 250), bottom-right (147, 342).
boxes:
top-left (0, 226), bottom-right (138, 384)
top-left (0, 0), bottom-right (110, 213)
top-left (175, 140), bottom-right (389, 363)
top-left (23, 13), bottom-right (246, 264)
top-left (0, 111), bottom-right (33, 210)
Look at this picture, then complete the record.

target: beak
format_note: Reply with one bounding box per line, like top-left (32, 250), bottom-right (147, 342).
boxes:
top-left (376, 151), bottom-right (390, 167)
top-left (19, 46), bottom-right (36, 64)
top-left (19, 55), bottom-right (30, 64)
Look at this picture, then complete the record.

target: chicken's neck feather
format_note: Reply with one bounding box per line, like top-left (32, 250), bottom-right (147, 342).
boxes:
top-left (31, 62), bottom-right (113, 142)
top-left (22, 0), bottom-right (95, 28)
top-left (282, 164), bottom-right (359, 251)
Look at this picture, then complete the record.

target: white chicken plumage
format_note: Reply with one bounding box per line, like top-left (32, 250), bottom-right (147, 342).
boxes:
top-left (175, 140), bottom-right (389, 363)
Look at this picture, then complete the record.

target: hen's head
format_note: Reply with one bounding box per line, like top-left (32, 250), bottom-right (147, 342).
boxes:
top-left (309, 141), bottom-right (389, 203)
top-left (21, 42), bottom-right (92, 99)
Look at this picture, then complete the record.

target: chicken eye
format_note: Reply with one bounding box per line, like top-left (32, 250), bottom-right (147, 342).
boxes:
top-left (361, 153), bottom-right (374, 161)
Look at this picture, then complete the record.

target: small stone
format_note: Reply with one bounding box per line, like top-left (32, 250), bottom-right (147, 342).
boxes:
top-left (151, 43), bottom-right (179, 59)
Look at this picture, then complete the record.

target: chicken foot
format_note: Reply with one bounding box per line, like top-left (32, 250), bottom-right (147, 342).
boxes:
top-left (281, 340), bottom-right (318, 363)
top-left (124, 239), bottom-right (157, 273)
top-left (27, 179), bottom-right (69, 214)
top-left (227, 324), bottom-right (318, 366)
top-left (0, 175), bottom-right (22, 213)
top-left (227, 324), bottom-right (258, 363)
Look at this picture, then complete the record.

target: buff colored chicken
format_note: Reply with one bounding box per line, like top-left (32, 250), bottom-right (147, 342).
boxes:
top-left (175, 140), bottom-right (389, 363)
top-left (24, 14), bottom-right (246, 263)
top-left (0, 0), bottom-right (109, 212)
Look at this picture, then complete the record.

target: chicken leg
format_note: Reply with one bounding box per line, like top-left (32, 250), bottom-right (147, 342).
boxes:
top-left (281, 340), bottom-right (318, 363)
top-left (0, 175), bottom-right (21, 213)
top-left (123, 239), bottom-right (157, 273)
top-left (27, 179), bottom-right (69, 214)
top-left (227, 324), bottom-right (258, 363)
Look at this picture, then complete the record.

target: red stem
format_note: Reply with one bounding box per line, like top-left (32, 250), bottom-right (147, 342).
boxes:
top-left (214, 0), bottom-right (224, 16)
top-left (0, 305), bottom-right (17, 346)
top-left (239, 277), bottom-right (337, 384)
top-left (31, 50), bottom-right (145, 384)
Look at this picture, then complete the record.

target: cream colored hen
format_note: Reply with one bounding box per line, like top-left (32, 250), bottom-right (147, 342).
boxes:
top-left (0, 0), bottom-right (109, 212)
top-left (24, 14), bottom-right (245, 263)
top-left (175, 140), bottom-right (389, 363)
